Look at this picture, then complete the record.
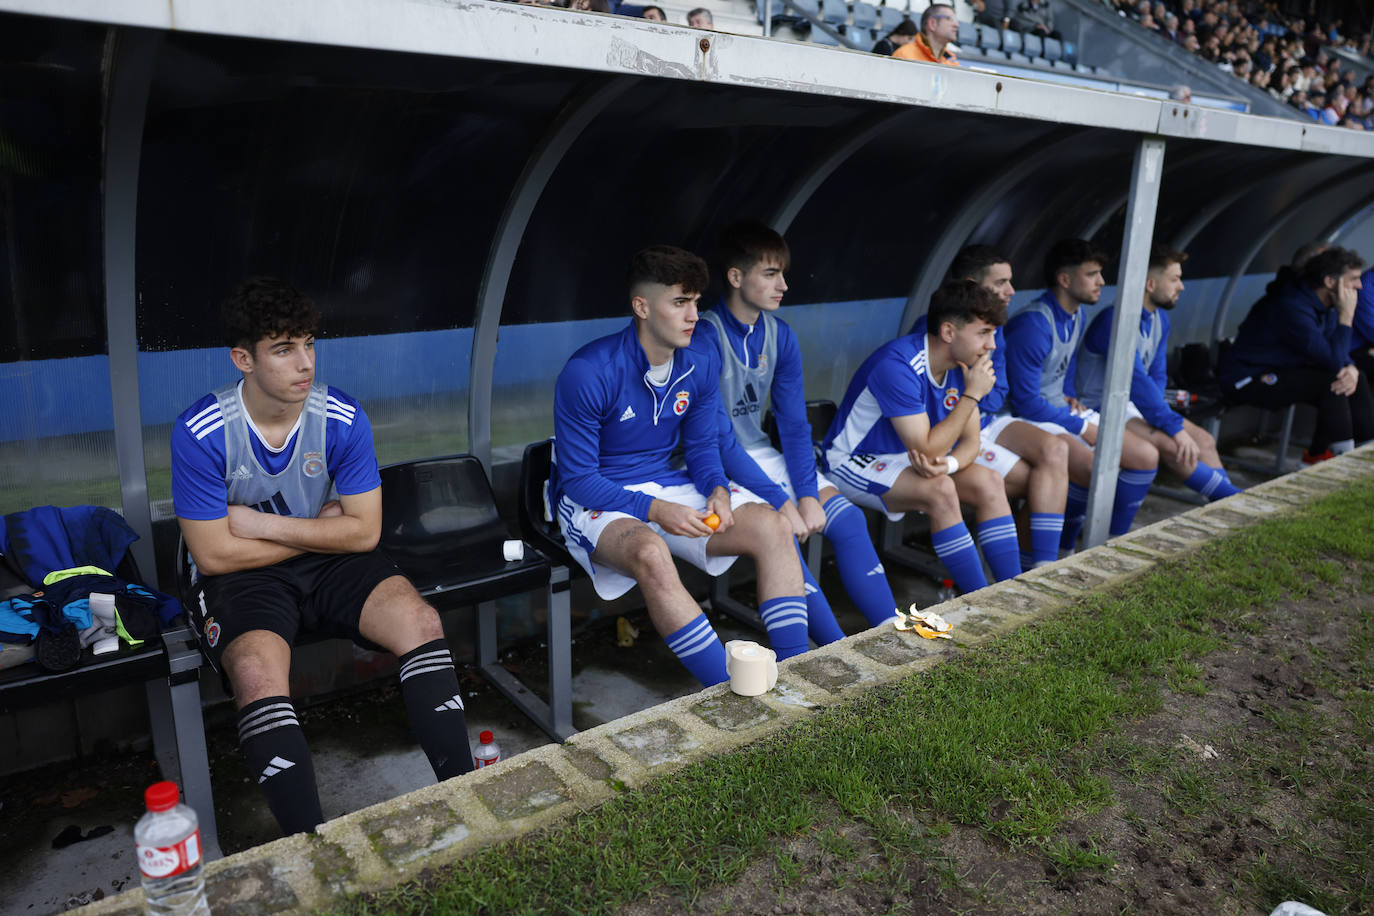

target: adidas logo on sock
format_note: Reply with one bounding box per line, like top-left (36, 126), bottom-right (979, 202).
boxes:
top-left (867, 563), bottom-right (885, 576)
top-left (803, 582), bottom-right (818, 595)
top-left (434, 695), bottom-right (466, 712)
top-left (258, 756), bottom-right (295, 783)
top-left (619, 405), bottom-right (636, 422)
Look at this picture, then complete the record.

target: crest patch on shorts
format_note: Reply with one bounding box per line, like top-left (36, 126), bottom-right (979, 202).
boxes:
top-left (205, 618), bottom-right (221, 648)
top-left (1261, 373), bottom-right (1278, 386)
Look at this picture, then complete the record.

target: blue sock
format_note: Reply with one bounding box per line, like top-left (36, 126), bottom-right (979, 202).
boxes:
top-left (1183, 462), bottom-right (1241, 501)
top-left (1029, 512), bottom-right (1065, 566)
top-left (1061, 481), bottom-right (1089, 550)
top-left (822, 495), bottom-right (897, 627)
top-left (759, 595), bottom-right (811, 660)
top-left (664, 614), bottom-right (728, 685)
top-left (930, 522), bottom-right (988, 594)
top-left (797, 540), bottom-right (844, 645)
top-left (1110, 468), bottom-right (1158, 536)
top-left (976, 515), bottom-right (1022, 582)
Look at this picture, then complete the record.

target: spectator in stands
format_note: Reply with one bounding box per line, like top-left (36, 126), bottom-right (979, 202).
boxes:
top-left (1010, 0), bottom-right (1061, 39)
top-left (910, 245), bottom-right (1070, 570)
top-left (552, 246), bottom-right (812, 682)
top-left (894, 3), bottom-right (960, 65)
top-left (1170, 84), bottom-right (1193, 103)
top-left (1218, 245), bottom-right (1374, 461)
top-left (687, 6), bottom-right (714, 27)
top-left (1075, 245), bottom-right (1241, 503)
top-left (700, 221), bottom-right (897, 628)
top-left (568, 0), bottom-right (612, 11)
top-left (1003, 239), bottom-right (1160, 549)
top-left (1160, 12), bottom-right (1181, 41)
top-left (873, 19), bottom-right (919, 55)
top-left (642, 5), bottom-right (667, 19)
top-left (172, 278), bottom-right (474, 837)
top-left (822, 280), bottom-right (1021, 595)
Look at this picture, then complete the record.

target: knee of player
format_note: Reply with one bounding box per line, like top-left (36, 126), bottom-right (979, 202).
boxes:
top-left (628, 533), bottom-right (676, 579)
top-left (1040, 435), bottom-right (1070, 470)
top-left (1194, 427), bottom-right (1217, 452)
top-left (931, 474), bottom-right (961, 511)
top-left (410, 602), bottom-right (445, 643)
top-left (966, 468), bottom-right (1008, 507)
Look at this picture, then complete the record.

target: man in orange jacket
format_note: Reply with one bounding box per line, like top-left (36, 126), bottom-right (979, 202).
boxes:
top-left (894, 3), bottom-right (961, 65)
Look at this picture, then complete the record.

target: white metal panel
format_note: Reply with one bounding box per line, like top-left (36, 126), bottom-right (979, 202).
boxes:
top-left (1155, 103), bottom-right (1306, 151)
top-left (8, 0), bottom-right (1374, 157)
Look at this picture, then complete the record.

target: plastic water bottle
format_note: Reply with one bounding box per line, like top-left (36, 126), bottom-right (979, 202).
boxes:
top-left (135, 782), bottom-right (209, 916)
top-left (473, 731), bottom-right (501, 769)
top-left (936, 579), bottom-right (957, 603)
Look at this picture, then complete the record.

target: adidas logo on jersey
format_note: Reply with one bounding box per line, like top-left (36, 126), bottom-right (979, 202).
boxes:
top-left (229, 464), bottom-right (253, 481)
top-left (731, 382), bottom-right (761, 418)
top-left (619, 405), bottom-right (636, 422)
top-left (434, 695), bottom-right (465, 712)
top-left (258, 756), bottom-right (296, 783)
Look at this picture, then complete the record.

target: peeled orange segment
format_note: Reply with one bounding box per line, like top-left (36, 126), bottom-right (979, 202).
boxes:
top-left (703, 512), bottom-right (721, 530)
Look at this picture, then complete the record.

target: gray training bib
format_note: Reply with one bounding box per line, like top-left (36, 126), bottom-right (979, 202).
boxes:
top-left (1024, 299), bottom-right (1085, 409)
top-left (1075, 306), bottom-right (1163, 410)
top-left (215, 380), bottom-right (334, 519)
top-left (701, 309), bottom-right (777, 451)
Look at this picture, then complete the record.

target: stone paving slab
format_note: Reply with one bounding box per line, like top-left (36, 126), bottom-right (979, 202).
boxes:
top-left (76, 463), bottom-right (1360, 916)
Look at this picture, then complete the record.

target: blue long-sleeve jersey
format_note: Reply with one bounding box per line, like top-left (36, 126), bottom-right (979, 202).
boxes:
top-left (700, 303), bottom-right (820, 501)
top-left (553, 322), bottom-right (730, 519)
top-left (1077, 305), bottom-right (1183, 436)
top-left (1003, 291), bottom-right (1088, 434)
top-left (1218, 274), bottom-right (1353, 386)
top-left (910, 314), bottom-right (1008, 422)
top-left (1353, 267), bottom-right (1374, 352)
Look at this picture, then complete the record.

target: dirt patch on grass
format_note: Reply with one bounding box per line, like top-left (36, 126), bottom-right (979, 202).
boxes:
top-left (618, 585), bottom-right (1372, 916)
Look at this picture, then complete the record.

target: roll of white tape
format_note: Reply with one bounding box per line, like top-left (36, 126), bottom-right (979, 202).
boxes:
top-left (724, 639), bottom-right (778, 696)
top-left (502, 540), bottom-right (524, 562)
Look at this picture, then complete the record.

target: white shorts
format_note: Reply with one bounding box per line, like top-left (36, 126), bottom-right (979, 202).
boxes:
top-left (973, 435), bottom-right (1022, 478)
top-left (556, 480), bottom-right (766, 600)
top-left (1027, 405), bottom-right (1139, 443)
top-left (743, 445), bottom-right (839, 501)
top-left (824, 449), bottom-right (911, 522)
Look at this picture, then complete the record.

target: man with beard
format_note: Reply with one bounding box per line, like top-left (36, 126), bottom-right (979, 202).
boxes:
top-left (1075, 245), bottom-right (1240, 501)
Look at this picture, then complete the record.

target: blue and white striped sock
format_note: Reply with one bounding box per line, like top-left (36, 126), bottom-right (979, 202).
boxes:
top-left (759, 594), bottom-right (811, 660)
top-left (664, 614), bottom-right (728, 685)
top-left (822, 494), bottom-right (897, 627)
top-left (1183, 462), bottom-right (1241, 501)
top-left (931, 521), bottom-right (988, 594)
top-left (1110, 467), bottom-right (1158, 536)
top-left (1028, 512), bottom-right (1065, 567)
top-left (797, 540), bottom-right (844, 645)
top-left (976, 515), bottom-right (1022, 582)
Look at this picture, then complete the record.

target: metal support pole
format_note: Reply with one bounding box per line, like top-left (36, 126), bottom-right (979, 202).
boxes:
top-left (103, 27), bottom-right (162, 578)
top-left (468, 76), bottom-right (636, 472)
top-left (764, 0), bottom-right (773, 37)
top-left (1082, 136), bottom-right (1165, 549)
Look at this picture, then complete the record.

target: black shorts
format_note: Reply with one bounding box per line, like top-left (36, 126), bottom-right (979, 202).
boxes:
top-left (189, 550), bottom-right (404, 671)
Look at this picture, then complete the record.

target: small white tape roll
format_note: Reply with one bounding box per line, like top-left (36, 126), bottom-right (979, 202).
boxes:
top-left (944, 455), bottom-right (959, 475)
top-left (502, 540), bottom-right (524, 562)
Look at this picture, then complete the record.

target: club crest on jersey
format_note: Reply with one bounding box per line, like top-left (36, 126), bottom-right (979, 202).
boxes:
top-left (673, 390), bottom-right (691, 415)
top-left (205, 618), bottom-right (221, 648)
top-left (302, 451), bottom-right (325, 478)
top-left (943, 388), bottom-right (960, 409)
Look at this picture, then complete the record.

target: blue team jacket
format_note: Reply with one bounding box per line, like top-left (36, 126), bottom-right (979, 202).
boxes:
top-left (1219, 271), bottom-right (1353, 387)
top-left (553, 322), bottom-right (731, 519)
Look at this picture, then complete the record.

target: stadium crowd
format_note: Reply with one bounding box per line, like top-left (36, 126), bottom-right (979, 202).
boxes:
top-left (1111, 0), bottom-right (1374, 127)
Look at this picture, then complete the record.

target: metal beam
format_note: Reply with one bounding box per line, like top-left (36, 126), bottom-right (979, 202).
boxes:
top-left (103, 26), bottom-right (161, 579)
top-left (1082, 135), bottom-right (1165, 548)
top-left (769, 109), bottom-right (910, 235)
top-left (468, 75), bottom-right (637, 472)
top-left (898, 128), bottom-right (1082, 334)
top-left (1208, 163), bottom-right (1374, 348)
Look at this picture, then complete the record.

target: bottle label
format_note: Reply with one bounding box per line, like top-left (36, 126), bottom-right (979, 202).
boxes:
top-left (473, 753), bottom-right (500, 768)
top-left (138, 830), bottom-right (201, 879)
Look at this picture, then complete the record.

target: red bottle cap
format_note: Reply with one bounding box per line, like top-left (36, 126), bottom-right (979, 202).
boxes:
top-left (479, 731), bottom-right (494, 744)
top-left (144, 781), bottom-right (180, 812)
top-left (941, 579), bottom-right (954, 588)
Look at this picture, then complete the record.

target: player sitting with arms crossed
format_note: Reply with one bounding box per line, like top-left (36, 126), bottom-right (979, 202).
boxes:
top-left (823, 279), bottom-right (1022, 596)
top-left (172, 278), bottom-right (473, 837)
top-left (552, 245), bottom-right (811, 683)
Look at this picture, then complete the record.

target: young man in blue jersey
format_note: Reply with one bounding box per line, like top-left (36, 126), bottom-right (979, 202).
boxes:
top-left (696, 221), bottom-right (896, 629)
top-left (171, 278), bottom-right (472, 837)
top-left (913, 246), bottom-right (1069, 569)
top-left (553, 245), bottom-right (809, 684)
top-left (823, 280), bottom-right (1020, 596)
top-left (1003, 239), bottom-right (1160, 548)
top-left (1075, 245), bottom-right (1241, 501)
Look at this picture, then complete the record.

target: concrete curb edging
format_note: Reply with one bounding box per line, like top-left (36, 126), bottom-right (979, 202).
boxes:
top-left (78, 448), bottom-right (1374, 915)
